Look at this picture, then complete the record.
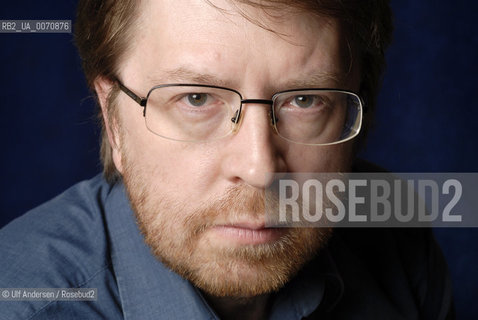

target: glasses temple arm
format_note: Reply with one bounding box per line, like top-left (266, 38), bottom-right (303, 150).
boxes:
top-left (116, 79), bottom-right (147, 107)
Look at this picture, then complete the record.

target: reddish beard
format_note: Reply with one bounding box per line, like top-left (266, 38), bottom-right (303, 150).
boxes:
top-left (122, 160), bottom-right (331, 297)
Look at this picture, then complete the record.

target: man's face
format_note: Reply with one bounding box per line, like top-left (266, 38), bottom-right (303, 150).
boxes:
top-left (107, 0), bottom-right (357, 297)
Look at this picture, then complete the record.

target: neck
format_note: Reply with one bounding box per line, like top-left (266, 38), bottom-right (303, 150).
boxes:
top-left (203, 292), bottom-right (272, 320)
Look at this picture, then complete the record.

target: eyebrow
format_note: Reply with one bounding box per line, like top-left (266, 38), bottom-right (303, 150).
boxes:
top-left (281, 72), bottom-right (343, 89)
top-left (148, 67), bottom-right (233, 88)
top-left (148, 67), bottom-right (343, 91)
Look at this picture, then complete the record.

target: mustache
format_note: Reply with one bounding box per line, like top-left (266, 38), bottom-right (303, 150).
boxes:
top-left (184, 185), bottom-right (281, 232)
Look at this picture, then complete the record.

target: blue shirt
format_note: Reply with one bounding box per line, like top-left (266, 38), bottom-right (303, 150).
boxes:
top-left (0, 175), bottom-right (454, 319)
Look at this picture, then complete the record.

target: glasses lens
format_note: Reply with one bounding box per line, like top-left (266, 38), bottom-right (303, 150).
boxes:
top-left (144, 86), bottom-right (241, 142)
top-left (272, 90), bottom-right (362, 145)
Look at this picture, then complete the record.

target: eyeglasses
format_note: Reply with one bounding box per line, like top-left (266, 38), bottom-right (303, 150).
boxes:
top-left (116, 80), bottom-right (365, 145)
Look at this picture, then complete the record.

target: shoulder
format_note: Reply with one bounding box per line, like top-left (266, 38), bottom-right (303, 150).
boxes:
top-left (328, 228), bottom-right (454, 319)
top-left (0, 175), bottom-right (119, 319)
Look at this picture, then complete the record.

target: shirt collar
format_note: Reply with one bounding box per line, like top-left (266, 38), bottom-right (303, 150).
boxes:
top-left (103, 181), bottom-right (344, 319)
top-left (104, 182), bottom-right (217, 320)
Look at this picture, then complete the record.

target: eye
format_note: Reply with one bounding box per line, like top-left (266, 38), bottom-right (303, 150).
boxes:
top-left (186, 93), bottom-right (209, 107)
top-left (291, 95), bottom-right (318, 108)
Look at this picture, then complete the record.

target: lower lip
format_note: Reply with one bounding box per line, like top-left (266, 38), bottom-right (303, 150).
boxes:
top-left (210, 226), bottom-right (286, 245)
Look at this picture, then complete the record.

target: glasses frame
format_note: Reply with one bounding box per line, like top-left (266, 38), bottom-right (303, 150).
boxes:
top-left (115, 79), bottom-right (366, 145)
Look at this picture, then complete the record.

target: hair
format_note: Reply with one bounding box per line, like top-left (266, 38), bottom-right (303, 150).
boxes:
top-left (75, 0), bottom-right (393, 182)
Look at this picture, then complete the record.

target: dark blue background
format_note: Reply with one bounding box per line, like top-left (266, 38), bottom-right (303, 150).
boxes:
top-left (1, 1), bottom-right (477, 318)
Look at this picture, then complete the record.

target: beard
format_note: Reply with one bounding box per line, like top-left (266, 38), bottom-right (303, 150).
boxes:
top-left (121, 153), bottom-right (332, 298)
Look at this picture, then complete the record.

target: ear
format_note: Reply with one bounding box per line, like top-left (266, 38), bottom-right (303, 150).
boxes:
top-left (94, 77), bottom-right (124, 174)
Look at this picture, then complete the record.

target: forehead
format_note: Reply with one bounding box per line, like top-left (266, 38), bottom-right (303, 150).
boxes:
top-left (124, 0), bottom-right (352, 91)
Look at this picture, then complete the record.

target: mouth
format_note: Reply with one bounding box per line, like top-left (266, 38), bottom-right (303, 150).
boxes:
top-left (209, 222), bottom-right (287, 245)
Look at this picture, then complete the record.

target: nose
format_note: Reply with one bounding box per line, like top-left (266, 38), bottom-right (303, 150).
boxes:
top-left (220, 102), bottom-right (287, 188)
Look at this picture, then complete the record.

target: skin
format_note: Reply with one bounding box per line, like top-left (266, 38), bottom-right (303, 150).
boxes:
top-left (95, 0), bottom-right (359, 319)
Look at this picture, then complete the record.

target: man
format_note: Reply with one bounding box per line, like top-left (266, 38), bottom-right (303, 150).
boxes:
top-left (0, 0), bottom-right (454, 319)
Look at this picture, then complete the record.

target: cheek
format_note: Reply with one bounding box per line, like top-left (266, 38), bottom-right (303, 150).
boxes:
top-left (121, 121), bottom-right (223, 200)
top-left (284, 142), bottom-right (354, 172)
